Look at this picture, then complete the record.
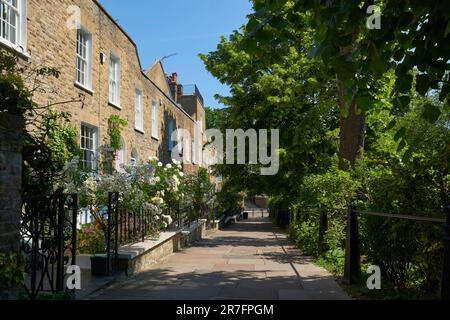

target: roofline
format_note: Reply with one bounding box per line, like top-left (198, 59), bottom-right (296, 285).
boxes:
top-left (142, 72), bottom-right (197, 123)
top-left (93, 1), bottom-right (197, 124)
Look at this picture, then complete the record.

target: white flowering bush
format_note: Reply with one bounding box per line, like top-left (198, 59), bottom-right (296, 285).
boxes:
top-left (142, 158), bottom-right (186, 210)
top-left (55, 155), bottom-right (218, 250)
top-left (182, 167), bottom-right (216, 222)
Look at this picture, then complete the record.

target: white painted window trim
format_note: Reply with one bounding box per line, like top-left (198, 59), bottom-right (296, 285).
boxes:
top-left (168, 120), bottom-right (175, 151)
top-left (135, 89), bottom-right (144, 132)
top-left (151, 100), bottom-right (158, 139)
top-left (192, 139), bottom-right (198, 164)
top-left (109, 53), bottom-right (121, 107)
top-left (0, 0), bottom-right (28, 57)
top-left (185, 136), bottom-right (191, 164)
top-left (177, 128), bottom-right (183, 156)
top-left (80, 122), bottom-right (99, 171)
top-left (75, 27), bottom-right (93, 90)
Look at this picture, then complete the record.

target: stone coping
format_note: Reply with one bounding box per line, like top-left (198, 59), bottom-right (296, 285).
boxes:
top-left (117, 231), bottom-right (180, 260)
top-left (214, 215), bottom-right (225, 223)
top-left (181, 219), bottom-right (206, 236)
top-left (77, 220), bottom-right (208, 264)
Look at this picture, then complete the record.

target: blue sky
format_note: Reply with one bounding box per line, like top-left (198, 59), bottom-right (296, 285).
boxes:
top-left (99, 0), bottom-right (253, 109)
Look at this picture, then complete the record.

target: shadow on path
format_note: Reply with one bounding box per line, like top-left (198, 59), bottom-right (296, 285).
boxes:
top-left (89, 216), bottom-right (349, 300)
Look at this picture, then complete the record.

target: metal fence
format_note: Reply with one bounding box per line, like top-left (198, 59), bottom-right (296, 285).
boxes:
top-left (277, 205), bottom-right (450, 300)
top-left (182, 84), bottom-right (204, 106)
top-left (105, 192), bottom-right (212, 274)
top-left (20, 191), bottom-right (78, 300)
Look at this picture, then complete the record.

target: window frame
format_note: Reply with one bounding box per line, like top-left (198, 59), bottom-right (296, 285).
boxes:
top-left (192, 139), bottom-right (197, 164)
top-left (151, 100), bottom-right (158, 139)
top-left (177, 127), bottom-right (183, 156)
top-left (134, 88), bottom-right (144, 133)
top-left (109, 53), bottom-right (121, 107)
top-left (185, 135), bottom-right (191, 164)
top-left (80, 123), bottom-right (99, 172)
top-left (168, 120), bottom-right (175, 151)
top-left (0, 0), bottom-right (27, 55)
top-left (75, 27), bottom-right (93, 90)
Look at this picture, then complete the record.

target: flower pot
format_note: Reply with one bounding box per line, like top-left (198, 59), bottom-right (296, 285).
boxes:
top-left (90, 255), bottom-right (109, 277)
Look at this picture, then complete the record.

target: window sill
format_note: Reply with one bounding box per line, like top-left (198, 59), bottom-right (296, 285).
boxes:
top-left (109, 101), bottom-right (122, 110)
top-left (135, 128), bottom-right (145, 135)
top-left (74, 82), bottom-right (94, 95)
top-left (0, 39), bottom-right (31, 60)
top-left (151, 135), bottom-right (159, 141)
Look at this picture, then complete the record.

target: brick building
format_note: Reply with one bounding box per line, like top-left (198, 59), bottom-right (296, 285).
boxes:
top-left (0, 0), bottom-right (206, 173)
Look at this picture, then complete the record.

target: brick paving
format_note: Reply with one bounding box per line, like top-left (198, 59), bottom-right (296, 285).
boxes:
top-left (89, 216), bottom-right (349, 300)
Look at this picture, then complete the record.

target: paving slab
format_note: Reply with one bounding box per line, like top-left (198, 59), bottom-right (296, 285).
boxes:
top-left (88, 218), bottom-right (349, 300)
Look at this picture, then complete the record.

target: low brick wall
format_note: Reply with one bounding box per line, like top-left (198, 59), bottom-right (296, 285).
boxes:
top-left (126, 233), bottom-right (182, 275)
top-left (121, 220), bottom-right (208, 276)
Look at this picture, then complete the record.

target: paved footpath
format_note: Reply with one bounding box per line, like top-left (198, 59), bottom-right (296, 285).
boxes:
top-left (89, 216), bottom-right (349, 300)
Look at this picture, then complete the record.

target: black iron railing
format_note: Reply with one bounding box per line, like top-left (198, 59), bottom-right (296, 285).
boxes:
top-left (182, 84), bottom-right (204, 106)
top-left (20, 191), bottom-right (78, 300)
top-left (285, 205), bottom-right (450, 300)
top-left (106, 192), bottom-right (212, 274)
top-left (106, 192), bottom-right (161, 274)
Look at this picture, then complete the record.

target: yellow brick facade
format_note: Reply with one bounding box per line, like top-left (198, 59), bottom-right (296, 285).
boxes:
top-left (3, 0), bottom-right (206, 173)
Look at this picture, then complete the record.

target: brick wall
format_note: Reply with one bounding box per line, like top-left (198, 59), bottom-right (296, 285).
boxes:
top-left (0, 114), bottom-right (23, 253)
top-left (22, 0), bottom-right (201, 171)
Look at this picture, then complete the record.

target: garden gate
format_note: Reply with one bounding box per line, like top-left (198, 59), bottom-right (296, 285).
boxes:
top-left (20, 191), bottom-right (78, 300)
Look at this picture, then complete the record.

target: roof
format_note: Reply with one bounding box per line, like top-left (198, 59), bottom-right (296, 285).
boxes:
top-left (93, 0), bottom-right (196, 123)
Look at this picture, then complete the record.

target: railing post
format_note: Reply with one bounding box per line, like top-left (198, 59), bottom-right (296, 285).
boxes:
top-left (106, 192), bottom-right (112, 276)
top-left (114, 193), bottom-right (119, 268)
top-left (56, 192), bottom-right (65, 292)
top-left (71, 194), bottom-right (78, 268)
top-left (441, 206), bottom-right (450, 300)
top-left (344, 204), bottom-right (360, 284)
top-left (318, 207), bottom-right (328, 254)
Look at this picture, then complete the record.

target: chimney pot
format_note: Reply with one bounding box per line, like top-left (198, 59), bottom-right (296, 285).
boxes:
top-left (171, 73), bottom-right (178, 84)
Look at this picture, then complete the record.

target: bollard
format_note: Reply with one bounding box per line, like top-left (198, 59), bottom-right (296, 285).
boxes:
top-left (441, 206), bottom-right (450, 300)
top-left (344, 205), bottom-right (360, 284)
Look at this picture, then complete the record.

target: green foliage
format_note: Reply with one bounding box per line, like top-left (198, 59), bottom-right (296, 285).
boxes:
top-left (0, 51), bottom-right (81, 197)
top-left (184, 167), bottom-right (215, 218)
top-left (108, 115), bottom-right (128, 151)
top-left (287, 98), bottom-right (448, 298)
top-left (0, 252), bottom-right (25, 290)
top-left (44, 110), bottom-right (80, 169)
top-left (202, 0), bottom-right (449, 299)
top-left (205, 106), bottom-right (229, 130)
top-left (22, 109), bottom-right (81, 197)
top-left (244, 0), bottom-right (450, 117)
top-left (77, 222), bottom-right (106, 255)
top-left (0, 51), bottom-right (34, 116)
top-left (216, 182), bottom-right (245, 213)
top-left (289, 213), bottom-right (319, 256)
top-left (299, 167), bottom-right (360, 209)
top-left (317, 248), bottom-right (346, 278)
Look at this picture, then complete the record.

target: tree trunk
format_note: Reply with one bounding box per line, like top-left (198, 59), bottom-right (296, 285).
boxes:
top-left (338, 93), bottom-right (366, 171)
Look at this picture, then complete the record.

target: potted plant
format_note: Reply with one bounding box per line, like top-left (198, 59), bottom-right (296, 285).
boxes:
top-left (77, 219), bottom-right (110, 276)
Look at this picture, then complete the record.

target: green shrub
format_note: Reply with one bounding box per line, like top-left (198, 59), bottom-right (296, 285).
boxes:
top-left (289, 215), bottom-right (320, 256)
top-left (0, 252), bottom-right (25, 290)
top-left (77, 222), bottom-right (106, 255)
top-left (317, 248), bottom-right (345, 277)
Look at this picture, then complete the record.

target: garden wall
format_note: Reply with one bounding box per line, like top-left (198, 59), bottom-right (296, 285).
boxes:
top-left (119, 220), bottom-right (209, 276)
top-left (0, 114), bottom-right (23, 253)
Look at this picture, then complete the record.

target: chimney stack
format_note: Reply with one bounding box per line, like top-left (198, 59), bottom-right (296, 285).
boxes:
top-left (168, 72), bottom-right (180, 102)
top-left (171, 72), bottom-right (178, 84)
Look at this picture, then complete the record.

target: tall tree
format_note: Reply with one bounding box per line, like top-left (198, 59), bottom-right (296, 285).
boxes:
top-left (243, 0), bottom-right (450, 169)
